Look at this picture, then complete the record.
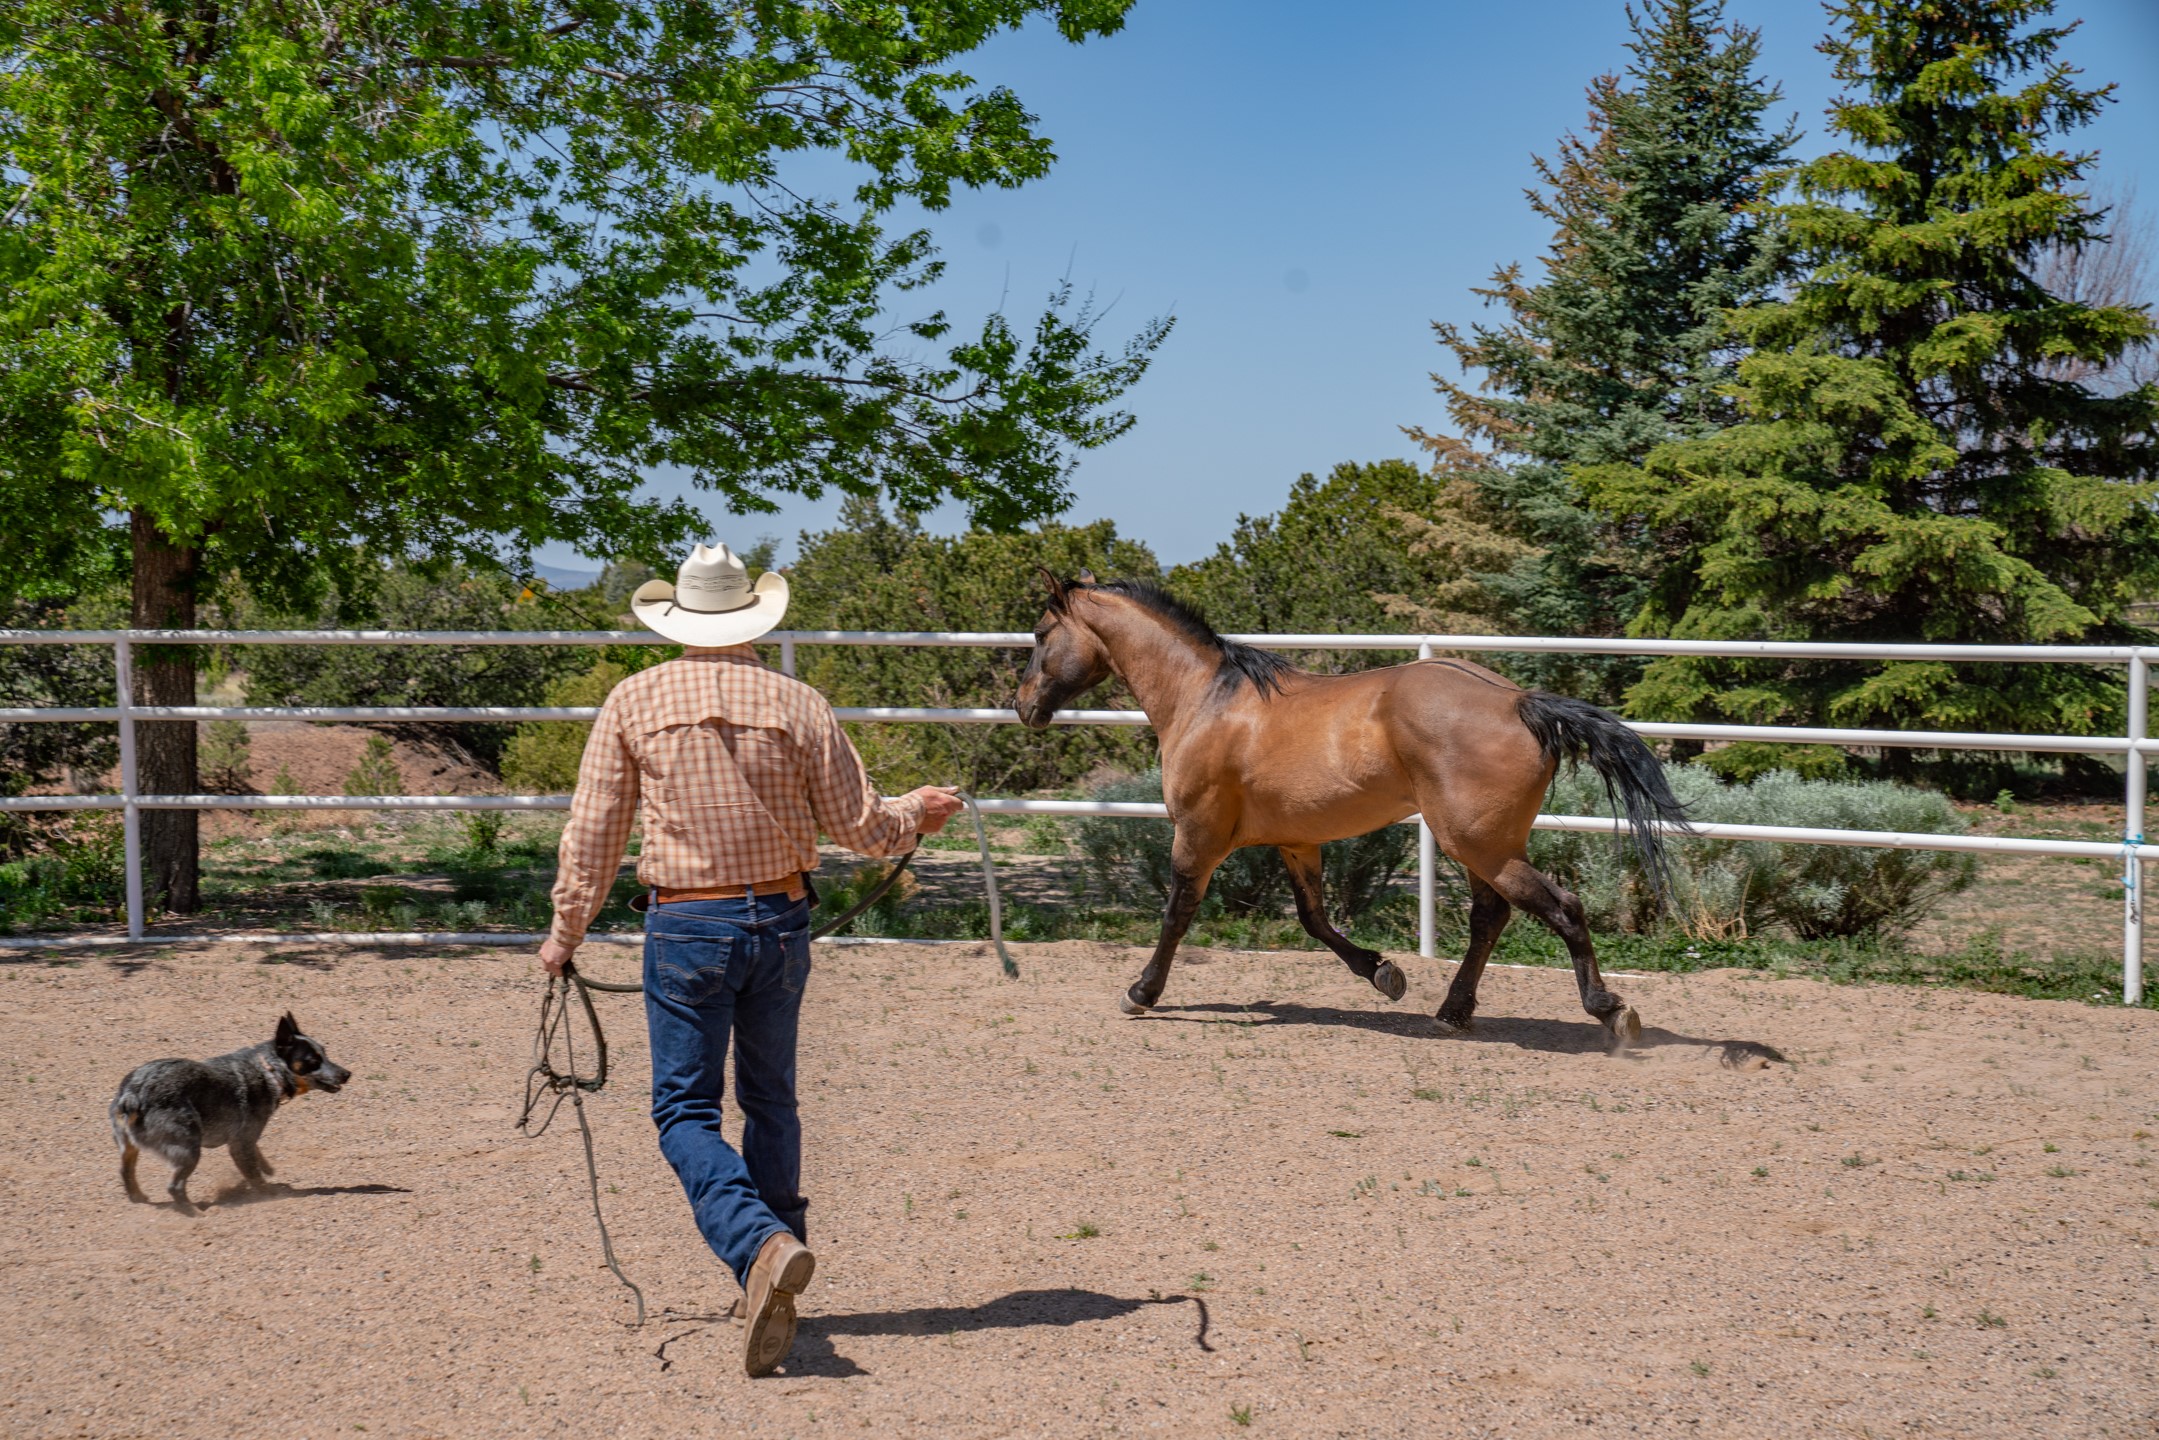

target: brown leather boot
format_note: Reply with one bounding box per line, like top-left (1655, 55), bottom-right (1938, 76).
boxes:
top-left (742, 1230), bottom-right (816, 1377)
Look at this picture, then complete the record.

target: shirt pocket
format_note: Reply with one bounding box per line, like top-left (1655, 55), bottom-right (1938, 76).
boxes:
top-left (649, 932), bottom-right (741, 1008)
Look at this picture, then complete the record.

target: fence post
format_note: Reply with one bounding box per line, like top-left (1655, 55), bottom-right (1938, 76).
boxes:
top-left (780, 638), bottom-right (796, 678)
top-left (2127, 653), bottom-right (2148, 1006)
top-left (1417, 641), bottom-right (1436, 960)
top-left (114, 638), bottom-right (144, 941)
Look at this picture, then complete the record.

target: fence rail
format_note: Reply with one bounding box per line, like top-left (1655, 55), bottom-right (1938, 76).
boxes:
top-left (0, 627), bottom-right (2147, 1004)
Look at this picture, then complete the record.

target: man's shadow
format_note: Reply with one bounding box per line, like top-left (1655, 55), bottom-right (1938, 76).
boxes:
top-left (776, 1289), bottom-right (1211, 1379)
top-left (206, 1181), bottom-right (412, 1207)
top-left (1156, 1000), bottom-right (1785, 1066)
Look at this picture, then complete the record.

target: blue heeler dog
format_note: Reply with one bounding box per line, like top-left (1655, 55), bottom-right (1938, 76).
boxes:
top-left (110, 1013), bottom-right (351, 1214)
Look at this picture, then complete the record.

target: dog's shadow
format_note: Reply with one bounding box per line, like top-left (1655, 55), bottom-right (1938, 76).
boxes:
top-left (1156, 1000), bottom-right (1786, 1065)
top-left (768, 1289), bottom-right (1211, 1379)
top-left (203, 1181), bottom-right (412, 1208)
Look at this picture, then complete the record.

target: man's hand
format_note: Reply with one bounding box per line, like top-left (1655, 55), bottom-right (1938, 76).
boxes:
top-left (539, 936), bottom-right (577, 978)
top-left (909, 784), bottom-right (966, 836)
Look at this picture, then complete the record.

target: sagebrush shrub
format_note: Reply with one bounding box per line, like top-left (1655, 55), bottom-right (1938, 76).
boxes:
top-left (1532, 764), bottom-right (1974, 939)
top-left (1070, 771), bottom-right (1412, 923)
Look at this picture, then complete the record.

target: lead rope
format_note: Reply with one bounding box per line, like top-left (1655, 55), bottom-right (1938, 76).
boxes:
top-left (2124, 832), bottom-right (2143, 926)
top-left (517, 972), bottom-right (646, 1326)
top-left (519, 790), bottom-right (1016, 1325)
top-left (959, 791), bottom-right (1019, 979)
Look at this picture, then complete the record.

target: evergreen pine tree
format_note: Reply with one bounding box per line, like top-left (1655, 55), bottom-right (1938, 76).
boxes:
top-left (1410, 0), bottom-right (1795, 700)
top-left (1581, 0), bottom-right (2159, 742)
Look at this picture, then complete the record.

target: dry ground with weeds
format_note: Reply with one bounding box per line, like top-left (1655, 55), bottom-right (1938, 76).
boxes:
top-left (2, 939), bottom-right (2155, 1439)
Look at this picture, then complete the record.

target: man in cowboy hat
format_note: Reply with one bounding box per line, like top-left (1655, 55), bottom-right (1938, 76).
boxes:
top-left (539, 542), bottom-right (963, 1377)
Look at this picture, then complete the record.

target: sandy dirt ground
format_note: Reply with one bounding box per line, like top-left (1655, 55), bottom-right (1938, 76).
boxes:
top-left (2, 939), bottom-right (2155, 1439)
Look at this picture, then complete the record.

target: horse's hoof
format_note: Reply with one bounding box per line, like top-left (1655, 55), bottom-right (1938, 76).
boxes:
top-left (1119, 989), bottom-right (1153, 1016)
top-left (1371, 961), bottom-right (1408, 1003)
top-left (1605, 1007), bottom-right (1643, 1053)
top-left (1433, 1012), bottom-right (1473, 1037)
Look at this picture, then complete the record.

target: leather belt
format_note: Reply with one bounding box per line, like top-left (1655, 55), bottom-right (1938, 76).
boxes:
top-left (647, 876), bottom-right (807, 906)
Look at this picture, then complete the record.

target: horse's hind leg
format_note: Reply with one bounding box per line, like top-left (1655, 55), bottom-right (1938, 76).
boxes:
top-left (1435, 875), bottom-right (1511, 1034)
top-left (1486, 856), bottom-right (1640, 1051)
top-left (1278, 845), bottom-right (1404, 1001)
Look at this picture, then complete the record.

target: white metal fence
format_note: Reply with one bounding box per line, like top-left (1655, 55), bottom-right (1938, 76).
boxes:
top-left (0, 627), bottom-right (2149, 1004)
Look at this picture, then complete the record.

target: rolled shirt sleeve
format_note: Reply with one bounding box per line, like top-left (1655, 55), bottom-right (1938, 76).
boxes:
top-left (548, 689), bottom-right (641, 948)
top-left (803, 703), bottom-right (927, 857)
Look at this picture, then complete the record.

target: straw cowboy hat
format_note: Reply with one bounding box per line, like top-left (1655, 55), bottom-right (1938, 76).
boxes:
top-left (630, 543), bottom-right (791, 647)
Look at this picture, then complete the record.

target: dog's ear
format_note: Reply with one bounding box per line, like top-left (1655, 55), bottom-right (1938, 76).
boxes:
top-left (275, 1012), bottom-right (299, 1046)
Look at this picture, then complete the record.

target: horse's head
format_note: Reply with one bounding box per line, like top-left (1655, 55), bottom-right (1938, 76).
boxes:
top-left (1015, 569), bottom-right (1113, 730)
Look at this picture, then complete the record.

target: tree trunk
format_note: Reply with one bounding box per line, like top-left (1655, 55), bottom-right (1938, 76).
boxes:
top-left (131, 509), bottom-right (200, 914)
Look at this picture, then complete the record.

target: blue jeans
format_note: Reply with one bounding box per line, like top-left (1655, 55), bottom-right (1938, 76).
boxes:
top-left (643, 891), bottom-right (812, 1287)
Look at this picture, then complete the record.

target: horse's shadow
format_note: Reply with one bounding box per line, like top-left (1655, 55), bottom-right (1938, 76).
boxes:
top-left (1154, 1000), bottom-right (1785, 1066)
top-left (1151, 1000), bottom-right (1432, 1039)
top-left (776, 1289), bottom-right (1211, 1379)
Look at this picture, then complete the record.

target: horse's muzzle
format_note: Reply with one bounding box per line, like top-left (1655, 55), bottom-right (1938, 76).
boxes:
top-left (1013, 686), bottom-right (1055, 730)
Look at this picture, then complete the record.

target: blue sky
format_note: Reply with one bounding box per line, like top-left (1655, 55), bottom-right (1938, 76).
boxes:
top-left (539, 0), bottom-right (2159, 575)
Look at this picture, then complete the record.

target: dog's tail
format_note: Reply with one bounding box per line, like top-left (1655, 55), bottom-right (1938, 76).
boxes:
top-left (1515, 689), bottom-right (1695, 904)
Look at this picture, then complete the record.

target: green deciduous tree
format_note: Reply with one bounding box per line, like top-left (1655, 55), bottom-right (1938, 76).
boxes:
top-left (1579, 0), bottom-right (2159, 741)
top-left (0, 601), bottom-right (119, 861)
top-left (499, 658), bottom-right (639, 795)
top-left (787, 497), bottom-right (1159, 793)
top-left (242, 559), bottom-right (653, 771)
top-left (0, 0), bottom-right (1165, 908)
top-left (1413, 0), bottom-right (1795, 700)
top-left (1169, 460), bottom-right (1460, 671)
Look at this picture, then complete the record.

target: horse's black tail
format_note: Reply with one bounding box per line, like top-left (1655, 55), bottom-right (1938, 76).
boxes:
top-left (1514, 690), bottom-right (1695, 903)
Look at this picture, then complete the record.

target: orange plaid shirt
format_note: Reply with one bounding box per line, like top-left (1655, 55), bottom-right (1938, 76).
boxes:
top-left (547, 645), bottom-right (926, 946)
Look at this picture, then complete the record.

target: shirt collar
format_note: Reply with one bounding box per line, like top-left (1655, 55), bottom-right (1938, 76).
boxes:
top-left (680, 643), bottom-right (766, 664)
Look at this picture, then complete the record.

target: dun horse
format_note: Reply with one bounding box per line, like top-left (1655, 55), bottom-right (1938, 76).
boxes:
top-left (1015, 574), bottom-right (1692, 1050)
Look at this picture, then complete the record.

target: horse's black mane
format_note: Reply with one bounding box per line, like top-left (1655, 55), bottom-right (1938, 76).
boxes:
top-left (1072, 577), bottom-right (1299, 699)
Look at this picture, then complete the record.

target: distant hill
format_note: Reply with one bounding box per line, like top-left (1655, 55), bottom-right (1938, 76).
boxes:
top-left (527, 562), bottom-right (601, 592)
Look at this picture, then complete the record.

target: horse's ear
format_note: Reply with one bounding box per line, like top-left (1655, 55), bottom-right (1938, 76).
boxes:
top-left (1037, 566), bottom-right (1069, 608)
top-left (1076, 569), bottom-right (1097, 585)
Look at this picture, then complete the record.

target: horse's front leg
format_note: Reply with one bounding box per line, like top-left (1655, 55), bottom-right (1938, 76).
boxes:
top-left (1122, 830), bottom-right (1226, 1015)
